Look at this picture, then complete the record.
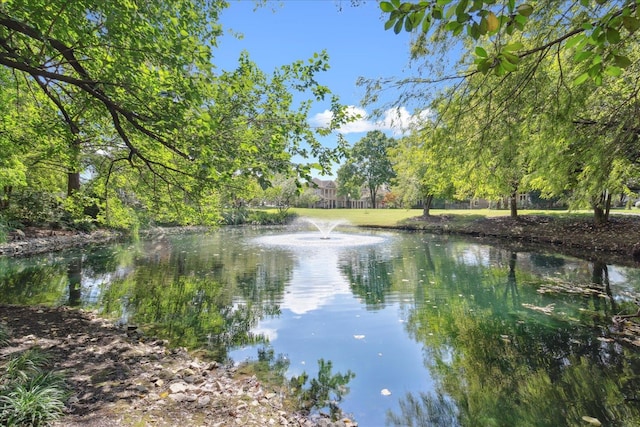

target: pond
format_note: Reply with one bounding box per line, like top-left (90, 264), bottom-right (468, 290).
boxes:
top-left (2, 224), bottom-right (640, 426)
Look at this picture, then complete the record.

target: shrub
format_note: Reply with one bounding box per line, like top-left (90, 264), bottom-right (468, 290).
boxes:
top-left (0, 326), bottom-right (68, 426)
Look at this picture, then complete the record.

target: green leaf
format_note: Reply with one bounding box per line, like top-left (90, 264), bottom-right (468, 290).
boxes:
top-left (477, 59), bottom-right (491, 74)
top-left (469, 22), bottom-right (480, 39)
top-left (380, 1), bottom-right (395, 12)
top-left (384, 18), bottom-right (396, 31)
top-left (405, 15), bottom-right (414, 31)
top-left (503, 41), bottom-right (524, 52)
top-left (502, 51), bottom-right (520, 64)
top-left (457, 12), bottom-right (471, 23)
top-left (573, 72), bottom-right (590, 86)
top-left (394, 18), bottom-right (404, 34)
top-left (501, 58), bottom-right (517, 72)
top-left (573, 50), bottom-right (592, 63)
top-left (479, 16), bottom-right (488, 34)
top-left (475, 46), bottom-right (488, 57)
top-left (565, 34), bottom-right (585, 49)
top-left (516, 3), bottom-right (534, 17)
top-left (455, 0), bottom-right (469, 18)
top-left (622, 16), bottom-right (640, 33)
top-left (614, 54), bottom-right (632, 68)
top-left (606, 28), bottom-right (621, 44)
top-left (422, 17), bottom-right (432, 32)
top-left (445, 21), bottom-right (462, 31)
top-left (604, 66), bottom-right (622, 77)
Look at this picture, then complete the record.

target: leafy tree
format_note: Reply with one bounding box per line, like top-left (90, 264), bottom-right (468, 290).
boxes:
top-left (262, 174), bottom-right (300, 213)
top-left (341, 130), bottom-right (396, 209)
top-left (365, 1), bottom-right (640, 223)
top-left (389, 129), bottom-right (454, 216)
top-left (0, 1), bottom-right (351, 225)
top-left (335, 162), bottom-right (362, 208)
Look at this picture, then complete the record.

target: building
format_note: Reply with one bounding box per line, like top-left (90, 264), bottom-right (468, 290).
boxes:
top-left (310, 178), bottom-right (370, 209)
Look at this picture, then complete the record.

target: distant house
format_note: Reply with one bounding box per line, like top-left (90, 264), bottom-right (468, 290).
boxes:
top-left (310, 178), bottom-right (370, 209)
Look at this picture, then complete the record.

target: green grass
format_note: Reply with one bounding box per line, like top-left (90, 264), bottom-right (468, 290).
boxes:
top-left (289, 208), bottom-right (583, 227)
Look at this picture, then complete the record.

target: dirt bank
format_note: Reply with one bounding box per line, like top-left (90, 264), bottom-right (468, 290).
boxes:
top-left (1, 305), bottom-right (350, 427)
top-left (396, 213), bottom-right (640, 267)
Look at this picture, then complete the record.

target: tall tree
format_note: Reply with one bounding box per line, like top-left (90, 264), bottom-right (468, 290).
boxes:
top-left (342, 130), bottom-right (396, 209)
top-left (389, 129), bottom-right (454, 216)
top-left (0, 1), bottom-right (351, 224)
top-left (364, 1), bottom-right (640, 223)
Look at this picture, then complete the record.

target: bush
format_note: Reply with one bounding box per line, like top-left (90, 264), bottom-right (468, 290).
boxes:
top-left (0, 325), bottom-right (68, 426)
top-left (220, 209), bottom-right (297, 226)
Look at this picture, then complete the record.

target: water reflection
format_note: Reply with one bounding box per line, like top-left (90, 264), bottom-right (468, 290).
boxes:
top-left (1, 229), bottom-right (640, 426)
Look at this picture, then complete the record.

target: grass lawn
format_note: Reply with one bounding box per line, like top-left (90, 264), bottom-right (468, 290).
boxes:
top-left (289, 208), bottom-right (580, 227)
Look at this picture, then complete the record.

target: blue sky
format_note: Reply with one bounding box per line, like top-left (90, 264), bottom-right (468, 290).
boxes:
top-left (215, 0), bottom-right (421, 174)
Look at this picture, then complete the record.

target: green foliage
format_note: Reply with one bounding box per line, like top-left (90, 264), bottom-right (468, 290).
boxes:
top-left (0, 343), bottom-right (68, 427)
top-left (221, 209), bottom-right (296, 226)
top-left (380, 0), bottom-right (639, 85)
top-left (3, 190), bottom-right (64, 228)
top-left (0, 1), bottom-right (353, 230)
top-left (0, 372), bottom-right (68, 427)
top-left (339, 130), bottom-right (396, 209)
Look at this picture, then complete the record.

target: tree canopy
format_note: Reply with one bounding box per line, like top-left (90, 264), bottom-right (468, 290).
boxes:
top-left (0, 0), bottom-right (350, 228)
top-left (361, 0), bottom-right (640, 221)
top-left (337, 130), bottom-right (396, 209)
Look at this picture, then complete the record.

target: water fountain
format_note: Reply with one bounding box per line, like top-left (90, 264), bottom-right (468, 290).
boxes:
top-left (300, 218), bottom-right (345, 239)
top-left (253, 218), bottom-right (386, 248)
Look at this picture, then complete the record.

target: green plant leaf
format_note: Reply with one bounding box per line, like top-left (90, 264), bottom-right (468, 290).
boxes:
top-left (614, 54), bottom-right (632, 68)
top-left (475, 46), bottom-right (488, 57)
top-left (380, 1), bottom-right (395, 12)
top-left (573, 72), bottom-right (590, 86)
top-left (503, 42), bottom-right (524, 52)
top-left (516, 3), bottom-right (534, 17)
top-left (604, 65), bottom-right (622, 77)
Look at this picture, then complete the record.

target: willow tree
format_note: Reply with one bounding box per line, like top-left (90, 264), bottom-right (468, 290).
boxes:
top-left (0, 1), bottom-right (349, 225)
top-left (362, 0), bottom-right (640, 222)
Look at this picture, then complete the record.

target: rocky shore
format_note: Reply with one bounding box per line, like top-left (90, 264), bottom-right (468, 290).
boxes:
top-left (0, 228), bottom-right (122, 257)
top-left (1, 305), bottom-right (355, 427)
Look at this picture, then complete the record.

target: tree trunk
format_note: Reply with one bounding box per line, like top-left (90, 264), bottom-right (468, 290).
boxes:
top-left (423, 194), bottom-right (433, 217)
top-left (67, 171), bottom-right (81, 196)
top-left (370, 187), bottom-right (377, 209)
top-left (509, 193), bottom-right (518, 219)
top-left (593, 192), bottom-right (612, 224)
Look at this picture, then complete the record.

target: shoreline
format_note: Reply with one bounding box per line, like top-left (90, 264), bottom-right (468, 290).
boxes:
top-left (1, 215), bottom-right (640, 267)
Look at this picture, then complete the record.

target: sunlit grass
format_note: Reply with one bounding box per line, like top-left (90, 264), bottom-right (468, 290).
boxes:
top-left (289, 208), bottom-right (586, 227)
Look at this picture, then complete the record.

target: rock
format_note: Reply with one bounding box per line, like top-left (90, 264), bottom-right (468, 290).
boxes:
top-left (168, 392), bottom-right (188, 402)
top-left (196, 395), bottom-right (211, 407)
top-left (169, 382), bottom-right (188, 394)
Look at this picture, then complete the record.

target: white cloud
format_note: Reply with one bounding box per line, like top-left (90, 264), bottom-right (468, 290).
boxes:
top-left (310, 105), bottom-right (430, 136)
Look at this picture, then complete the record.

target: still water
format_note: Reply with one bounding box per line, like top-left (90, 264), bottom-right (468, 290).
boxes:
top-left (2, 225), bottom-right (640, 426)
